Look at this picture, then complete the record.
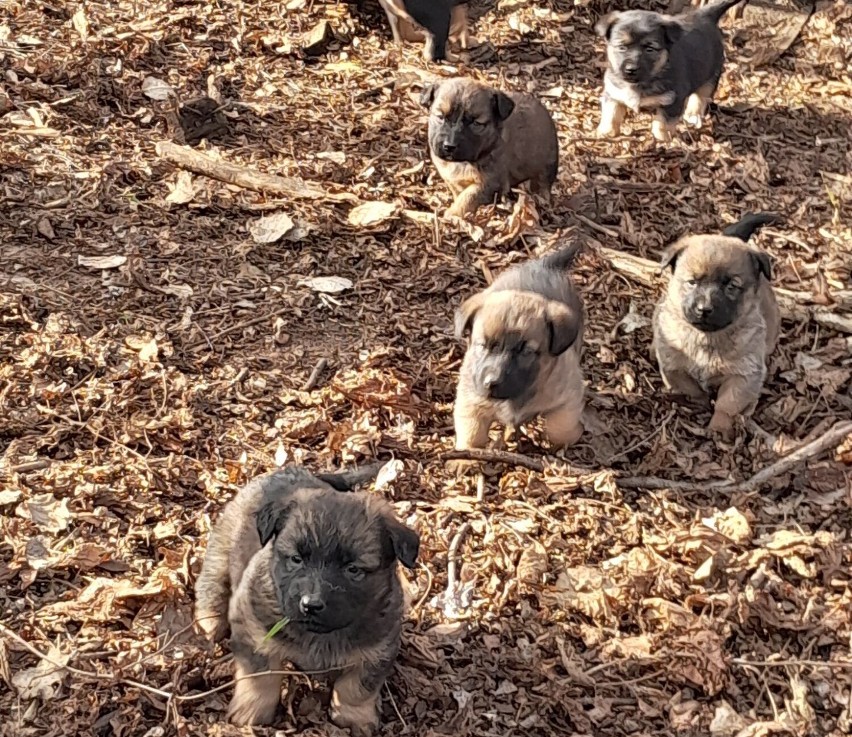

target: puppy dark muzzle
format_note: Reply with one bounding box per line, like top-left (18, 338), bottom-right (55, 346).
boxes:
top-left (683, 290), bottom-right (735, 332)
top-left (621, 61), bottom-right (640, 82)
top-left (299, 593), bottom-right (325, 616)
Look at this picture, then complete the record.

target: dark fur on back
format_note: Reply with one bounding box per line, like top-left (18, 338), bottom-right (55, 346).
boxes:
top-left (722, 212), bottom-right (781, 242)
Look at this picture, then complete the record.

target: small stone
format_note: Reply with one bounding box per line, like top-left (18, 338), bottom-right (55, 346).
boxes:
top-left (302, 20), bottom-right (333, 56)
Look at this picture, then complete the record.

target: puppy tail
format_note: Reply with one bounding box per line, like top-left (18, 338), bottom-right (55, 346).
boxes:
top-left (540, 241), bottom-right (583, 272)
top-left (722, 212), bottom-right (781, 242)
top-left (316, 461), bottom-right (386, 491)
top-left (698, 0), bottom-right (748, 24)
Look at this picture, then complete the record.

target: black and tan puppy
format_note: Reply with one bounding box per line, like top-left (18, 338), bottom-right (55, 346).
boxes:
top-left (421, 77), bottom-right (559, 218)
top-left (378, 0), bottom-right (468, 61)
top-left (453, 245), bottom-right (585, 459)
top-left (194, 465), bottom-right (419, 734)
top-left (652, 213), bottom-right (781, 439)
top-left (595, 0), bottom-right (747, 142)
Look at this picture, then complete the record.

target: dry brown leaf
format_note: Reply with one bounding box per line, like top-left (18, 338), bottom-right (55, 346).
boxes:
top-left (77, 254), bottom-right (127, 270)
top-left (347, 200), bottom-right (399, 227)
top-left (11, 644), bottom-right (69, 700)
top-left (16, 494), bottom-right (72, 533)
top-left (249, 211), bottom-right (296, 243)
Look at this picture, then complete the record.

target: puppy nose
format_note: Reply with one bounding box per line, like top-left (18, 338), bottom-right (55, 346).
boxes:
top-left (299, 595), bottom-right (325, 615)
top-left (440, 141), bottom-right (457, 154)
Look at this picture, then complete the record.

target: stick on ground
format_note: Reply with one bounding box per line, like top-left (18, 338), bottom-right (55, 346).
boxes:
top-left (155, 141), bottom-right (357, 203)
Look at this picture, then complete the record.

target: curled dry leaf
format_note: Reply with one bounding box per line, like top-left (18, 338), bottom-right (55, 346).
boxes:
top-left (299, 276), bottom-right (353, 294)
top-left (141, 75), bottom-right (174, 101)
top-left (71, 6), bottom-right (88, 42)
top-left (373, 459), bottom-right (404, 491)
top-left (77, 254), bottom-right (127, 270)
top-left (347, 200), bottom-right (399, 228)
top-left (12, 644), bottom-right (70, 700)
top-left (249, 211), bottom-right (296, 243)
top-left (165, 170), bottom-right (197, 205)
top-left (16, 493), bottom-right (72, 533)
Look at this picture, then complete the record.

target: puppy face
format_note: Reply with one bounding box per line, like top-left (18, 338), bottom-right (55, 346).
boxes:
top-left (596, 11), bottom-right (683, 84)
top-left (256, 490), bottom-right (419, 636)
top-left (456, 290), bottom-right (580, 401)
top-left (661, 235), bottom-right (772, 333)
top-left (420, 78), bottom-right (515, 163)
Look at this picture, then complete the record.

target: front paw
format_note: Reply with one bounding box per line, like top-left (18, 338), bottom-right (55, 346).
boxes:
top-left (683, 113), bottom-right (703, 129)
top-left (330, 701), bottom-right (378, 737)
top-left (228, 696), bottom-right (278, 727)
top-left (708, 410), bottom-right (736, 441)
top-left (446, 458), bottom-right (480, 476)
top-left (596, 122), bottom-right (619, 138)
top-left (651, 120), bottom-right (673, 143)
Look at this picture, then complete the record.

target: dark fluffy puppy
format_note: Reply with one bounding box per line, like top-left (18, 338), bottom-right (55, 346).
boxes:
top-left (595, 0), bottom-right (746, 142)
top-left (378, 0), bottom-right (468, 61)
top-left (194, 465), bottom-right (419, 735)
top-left (652, 213), bottom-right (781, 439)
top-left (453, 244), bottom-right (585, 462)
top-left (421, 77), bottom-right (559, 218)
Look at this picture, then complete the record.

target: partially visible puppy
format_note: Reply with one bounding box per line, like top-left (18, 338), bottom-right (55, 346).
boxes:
top-left (195, 464), bottom-right (419, 735)
top-left (378, 0), bottom-right (468, 61)
top-left (453, 244), bottom-right (585, 461)
top-left (652, 213), bottom-right (781, 439)
top-left (388, 0), bottom-right (471, 56)
top-left (595, 0), bottom-right (747, 142)
top-left (421, 77), bottom-right (559, 218)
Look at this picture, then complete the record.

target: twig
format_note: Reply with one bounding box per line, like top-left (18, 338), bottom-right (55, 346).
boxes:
top-left (155, 141), bottom-right (356, 202)
top-left (445, 522), bottom-right (471, 597)
top-left (301, 358), bottom-right (329, 391)
top-left (7, 460), bottom-right (51, 474)
top-left (441, 448), bottom-right (544, 473)
top-left (573, 213), bottom-right (621, 239)
top-left (736, 420), bottom-right (852, 490)
top-left (732, 657), bottom-right (852, 670)
top-left (188, 306), bottom-right (293, 349)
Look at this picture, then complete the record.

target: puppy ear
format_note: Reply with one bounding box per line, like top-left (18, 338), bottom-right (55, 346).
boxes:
top-left (546, 302), bottom-right (581, 356)
top-left (594, 12), bottom-right (619, 39)
top-left (255, 500), bottom-right (293, 546)
top-left (419, 83), bottom-right (437, 109)
top-left (662, 20), bottom-right (684, 47)
top-left (659, 240), bottom-right (686, 271)
top-left (750, 250), bottom-right (772, 282)
top-left (454, 292), bottom-right (485, 340)
top-left (382, 514), bottom-right (420, 570)
top-left (492, 91), bottom-right (515, 122)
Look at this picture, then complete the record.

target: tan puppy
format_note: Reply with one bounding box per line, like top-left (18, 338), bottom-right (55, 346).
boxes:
top-left (652, 214), bottom-right (781, 438)
top-left (421, 78), bottom-right (559, 218)
top-left (453, 245), bottom-right (585, 458)
top-left (195, 465), bottom-right (419, 734)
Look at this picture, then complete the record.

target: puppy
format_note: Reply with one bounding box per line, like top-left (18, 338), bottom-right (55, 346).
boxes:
top-left (453, 244), bottom-right (585, 459)
top-left (595, 0), bottom-right (747, 142)
top-left (652, 213), bottom-right (781, 439)
top-left (194, 464), bottom-right (420, 734)
top-left (378, 0), bottom-right (468, 61)
top-left (421, 77), bottom-right (559, 218)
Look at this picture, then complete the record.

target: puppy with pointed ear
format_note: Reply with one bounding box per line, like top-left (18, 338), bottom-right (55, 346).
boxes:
top-left (652, 213), bottom-right (781, 440)
top-left (420, 76), bottom-right (559, 218)
top-left (595, 0), bottom-right (747, 142)
top-left (451, 244), bottom-right (586, 468)
top-left (194, 464), bottom-right (420, 735)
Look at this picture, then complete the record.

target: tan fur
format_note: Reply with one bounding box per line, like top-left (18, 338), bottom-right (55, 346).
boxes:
top-left (427, 78), bottom-right (558, 217)
top-left (455, 290), bottom-right (585, 453)
top-left (652, 235), bottom-right (780, 438)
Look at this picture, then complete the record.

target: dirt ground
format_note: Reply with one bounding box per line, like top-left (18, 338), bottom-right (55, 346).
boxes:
top-left (1, 0), bottom-right (851, 735)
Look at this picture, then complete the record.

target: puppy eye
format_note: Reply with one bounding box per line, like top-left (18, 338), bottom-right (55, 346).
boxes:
top-left (345, 564), bottom-right (365, 581)
top-left (471, 121), bottom-right (486, 130)
top-left (643, 42), bottom-right (658, 51)
top-left (432, 111), bottom-right (445, 120)
top-left (686, 279), bottom-right (698, 287)
top-left (290, 555), bottom-right (303, 565)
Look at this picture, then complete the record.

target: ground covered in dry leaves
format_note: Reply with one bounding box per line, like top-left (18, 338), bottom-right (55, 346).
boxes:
top-left (1, 0), bottom-right (851, 735)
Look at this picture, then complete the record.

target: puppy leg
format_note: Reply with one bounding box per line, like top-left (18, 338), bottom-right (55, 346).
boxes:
top-left (709, 374), bottom-right (762, 440)
top-left (450, 4), bottom-right (470, 49)
top-left (451, 399), bottom-right (494, 474)
top-left (597, 94), bottom-right (626, 137)
top-left (529, 163), bottom-right (557, 206)
top-left (543, 403), bottom-right (584, 448)
top-left (331, 658), bottom-right (394, 737)
top-left (683, 82), bottom-right (717, 128)
top-left (651, 111), bottom-right (677, 143)
top-left (227, 640), bottom-right (283, 726)
top-left (447, 184), bottom-right (498, 218)
top-left (660, 366), bottom-right (706, 400)
top-left (194, 526), bottom-right (234, 641)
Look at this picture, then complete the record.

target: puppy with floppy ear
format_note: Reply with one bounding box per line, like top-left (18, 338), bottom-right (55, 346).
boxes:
top-left (420, 77), bottom-right (559, 218)
top-left (595, 0), bottom-right (747, 142)
top-left (194, 464), bottom-right (419, 735)
top-left (453, 244), bottom-right (585, 463)
top-left (652, 213), bottom-right (781, 439)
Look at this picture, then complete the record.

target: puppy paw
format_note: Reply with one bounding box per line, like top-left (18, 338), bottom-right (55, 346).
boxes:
top-left (683, 113), bottom-right (703, 129)
top-left (227, 696), bottom-right (279, 727)
top-left (651, 123), bottom-right (673, 143)
top-left (708, 411), bottom-right (736, 441)
top-left (330, 701), bottom-right (378, 737)
top-left (446, 459), bottom-right (480, 476)
top-left (596, 123), bottom-right (618, 138)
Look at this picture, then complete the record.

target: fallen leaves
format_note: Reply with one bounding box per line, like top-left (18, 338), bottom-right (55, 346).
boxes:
top-left (248, 211), bottom-right (296, 243)
top-left (76, 254), bottom-right (127, 270)
top-left (347, 200), bottom-right (399, 227)
top-left (141, 76), bottom-right (174, 101)
top-left (11, 644), bottom-right (69, 701)
top-left (16, 494), bottom-right (72, 533)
